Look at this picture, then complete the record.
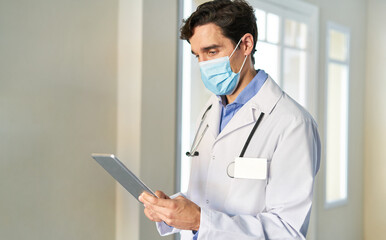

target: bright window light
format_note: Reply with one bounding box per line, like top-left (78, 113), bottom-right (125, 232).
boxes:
top-left (325, 22), bottom-right (350, 207)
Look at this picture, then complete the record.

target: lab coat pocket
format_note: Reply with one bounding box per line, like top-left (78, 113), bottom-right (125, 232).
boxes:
top-left (234, 157), bottom-right (267, 180)
top-left (223, 159), bottom-right (271, 216)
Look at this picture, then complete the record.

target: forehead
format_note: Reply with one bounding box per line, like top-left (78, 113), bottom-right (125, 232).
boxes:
top-left (189, 23), bottom-right (232, 52)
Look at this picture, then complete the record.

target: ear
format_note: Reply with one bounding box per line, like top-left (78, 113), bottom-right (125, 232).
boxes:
top-left (241, 33), bottom-right (254, 56)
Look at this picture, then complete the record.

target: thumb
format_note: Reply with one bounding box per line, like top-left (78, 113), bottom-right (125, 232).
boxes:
top-left (155, 190), bottom-right (170, 199)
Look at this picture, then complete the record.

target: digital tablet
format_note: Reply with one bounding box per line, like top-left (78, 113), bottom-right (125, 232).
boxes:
top-left (91, 153), bottom-right (157, 202)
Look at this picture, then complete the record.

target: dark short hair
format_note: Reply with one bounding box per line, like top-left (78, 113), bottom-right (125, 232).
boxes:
top-left (180, 0), bottom-right (258, 64)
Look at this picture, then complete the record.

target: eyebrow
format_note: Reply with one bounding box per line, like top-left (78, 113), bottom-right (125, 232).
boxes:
top-left (191, 44), bottom-right (221, 55)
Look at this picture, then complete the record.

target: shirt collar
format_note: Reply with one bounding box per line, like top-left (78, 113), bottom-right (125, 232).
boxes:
top-left (218, 69), bottom-right (268, 106)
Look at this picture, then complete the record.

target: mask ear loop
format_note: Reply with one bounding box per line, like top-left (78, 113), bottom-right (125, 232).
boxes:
top-left (229, 38), bottom-right (243, 59)
top-left (228, 55), bottom-right (248, 95)
top-left (238, 55), bottom-right (248, 73)
top-left (229, 38), bottom-right (249, 73)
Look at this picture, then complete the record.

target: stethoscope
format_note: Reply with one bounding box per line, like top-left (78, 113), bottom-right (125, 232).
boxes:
top-left (186, 104), bottom-right (212, 157)
top-left (186, 104), bottom-right (265, 177)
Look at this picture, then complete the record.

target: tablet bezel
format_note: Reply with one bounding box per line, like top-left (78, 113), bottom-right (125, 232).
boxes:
top-left (91, 153), bottom-right (157, 202)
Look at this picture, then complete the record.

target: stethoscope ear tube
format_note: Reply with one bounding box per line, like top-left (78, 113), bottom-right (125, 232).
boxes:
top-left (186, 104), bottom-right (212, 158)
top-left (187, 105), bottom-right (264, 165)
top-left (239, 112), bottom-right (265, 158)
top-left (186, 151), bottom-right (199, 157)
top-left (227, 112), bottom-right (265, 178)
top-left (186, 124), bottom-right (208, 157)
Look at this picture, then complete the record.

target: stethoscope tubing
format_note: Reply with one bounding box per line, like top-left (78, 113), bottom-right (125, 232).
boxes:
top-left (227, 112), bottom-right (265, 178)
top-left (187, 103), bottom-right (265, 166)
top-left (186, 105), bottom-right (212, 157)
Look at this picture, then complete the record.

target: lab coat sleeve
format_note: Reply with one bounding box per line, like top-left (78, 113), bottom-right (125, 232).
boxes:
top-left (197, 117), bottom-right (321, 240)
top-left (156, 221), bottom-right (181, 236)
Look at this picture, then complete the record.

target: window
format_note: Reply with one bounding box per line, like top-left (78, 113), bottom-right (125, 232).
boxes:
top-left (177, 0), bottom-right (319, 193)
top-left (325, 22), bottom-right (350, 207)
top-left (253, 2), bottom-right (311, 108)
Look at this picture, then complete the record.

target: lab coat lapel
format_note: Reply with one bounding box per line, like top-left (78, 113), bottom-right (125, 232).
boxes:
top-left (252, 76), bottom-right (284, 115)
top-left (216, 102), bottom-right (257, 142)
top-left (214, 76), bottom-right (283, 142)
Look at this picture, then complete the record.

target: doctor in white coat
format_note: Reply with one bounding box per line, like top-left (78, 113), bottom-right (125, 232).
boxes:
top-left (139, 1), bottom-right (321, 239)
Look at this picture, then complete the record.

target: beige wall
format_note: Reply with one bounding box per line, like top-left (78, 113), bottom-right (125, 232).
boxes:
top-left (139, 0), bottom-right (178, 239)
top-left (0, 0), bottom-right (118, 239)
top-left (115, 0), bottom-right (143, 239)
top-left (115, 0), bottom-right (178, 239)
top-left (364, 0), bottom-right (386, 239)
top-left (0, 0), bottom-right (179, 239)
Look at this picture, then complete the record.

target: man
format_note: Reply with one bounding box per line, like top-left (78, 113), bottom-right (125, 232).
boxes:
top-left (139, 0), bottom-right (321, 239)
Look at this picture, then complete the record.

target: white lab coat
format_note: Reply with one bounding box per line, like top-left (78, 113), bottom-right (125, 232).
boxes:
top-left (157, 76), bottom-right (321, 239)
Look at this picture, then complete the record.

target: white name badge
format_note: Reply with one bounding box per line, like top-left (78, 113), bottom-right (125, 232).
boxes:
top-left (234, 157), bottom-right (267, 180)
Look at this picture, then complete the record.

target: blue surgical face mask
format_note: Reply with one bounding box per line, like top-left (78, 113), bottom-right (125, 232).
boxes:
top-left (199, 38), bottom-right (248, 96)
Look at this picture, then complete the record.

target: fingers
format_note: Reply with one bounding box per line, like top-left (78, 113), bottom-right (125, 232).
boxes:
top-left (138, 191), bottom-right (177, 224)
top-left (146, 200), bottom-right (177, 217)
top-left (139, 191), bottom-right (165, 223)
top-left (139, 191), bottom-right (157, 204)
top-left (139, 192), bottom-right (176, 220)
top-left (144, 207), bottom-right (162, 222)
top-left (140, 191), bottom-right (173, 208)
top-left (140, 193), bottom-right (201, 230)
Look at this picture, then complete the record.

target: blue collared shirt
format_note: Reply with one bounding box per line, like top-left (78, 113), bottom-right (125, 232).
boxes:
top-left (219, 69), bottom-right (268, 133)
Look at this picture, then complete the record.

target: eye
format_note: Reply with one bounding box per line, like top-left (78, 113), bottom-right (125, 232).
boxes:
top-left (208, 50), bottom-right (217, 56)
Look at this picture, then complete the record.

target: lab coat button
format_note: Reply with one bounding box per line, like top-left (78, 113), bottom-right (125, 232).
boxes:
top-left (211, 156), bottom-right (215, 160)
top-left (206, 200), bottom-right (209, 204)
